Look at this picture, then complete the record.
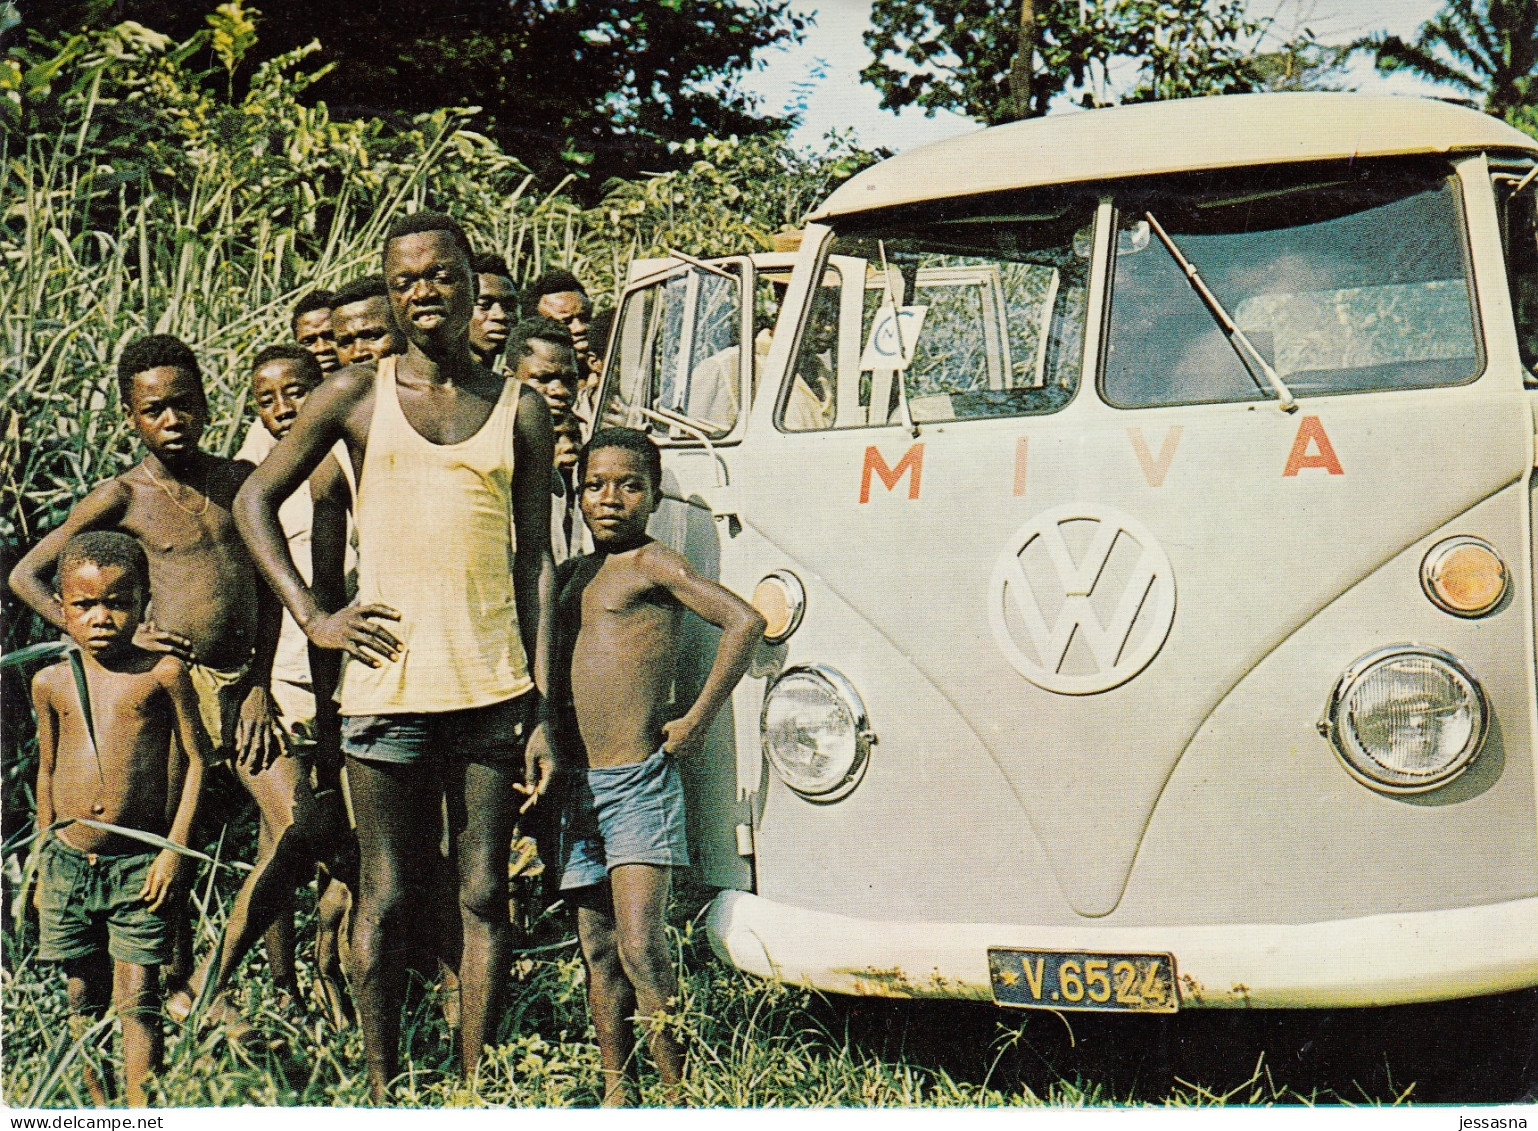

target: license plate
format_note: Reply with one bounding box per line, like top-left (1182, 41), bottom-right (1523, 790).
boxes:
top-left (987, 948), bottom-right (1178, 1013)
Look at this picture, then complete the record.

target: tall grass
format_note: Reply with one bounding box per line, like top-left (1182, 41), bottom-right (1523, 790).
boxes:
top-left (0, 46), bottom-right (592, 547)
top-left (0, 18), bottom-right (869, 552)
top-left (11, 874), bottom-right (1503, 1108)
top-left (4, 889), bottom-right (1398, 1109)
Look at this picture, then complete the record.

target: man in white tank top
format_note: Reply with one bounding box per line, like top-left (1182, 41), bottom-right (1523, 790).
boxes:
top-left (235, 212), bottom-right (555, 1104)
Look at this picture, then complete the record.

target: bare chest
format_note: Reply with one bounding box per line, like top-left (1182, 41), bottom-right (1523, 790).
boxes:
top-left (121, 483), bottom-right (243, 569)
top-left (578, 571), bottom-right (677, 646)
top-left (51, 672), bottom-right (166, 766)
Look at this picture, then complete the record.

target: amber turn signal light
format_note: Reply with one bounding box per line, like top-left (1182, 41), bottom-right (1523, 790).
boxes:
top-left (752, 571), bottom-right (806, 644)
top-left (1421, 537), bottom-right (1507, 617)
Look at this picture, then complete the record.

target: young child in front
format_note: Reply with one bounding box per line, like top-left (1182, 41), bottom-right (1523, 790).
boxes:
top-left (31, 531), bottom-right (209, 1106)
top-left (524, 428), bottom-right (765, 1106)
top-left (9, 334), bottom-right (323, 1040)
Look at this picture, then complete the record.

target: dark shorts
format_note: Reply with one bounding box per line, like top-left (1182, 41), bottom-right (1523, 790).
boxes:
top-left (340, 694), bottom-right (533, 767)
top-left (561, 747), bottom-right (690, 891)
top-left (36, 836), bottom-right (171, 968)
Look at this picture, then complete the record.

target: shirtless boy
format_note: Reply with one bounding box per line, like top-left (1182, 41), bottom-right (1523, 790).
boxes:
top-left (31, 531), bottom-right (209, 1106)
top-left (526, 428), bottom-right (764, 1105)
top-left (235, 212), bottom-right (554, 1102)
top-left (9, 335), bottom-right (323, 1024)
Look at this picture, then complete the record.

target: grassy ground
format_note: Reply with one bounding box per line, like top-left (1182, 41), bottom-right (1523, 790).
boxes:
top-left (3, 834), bottom-right (1535, 1108)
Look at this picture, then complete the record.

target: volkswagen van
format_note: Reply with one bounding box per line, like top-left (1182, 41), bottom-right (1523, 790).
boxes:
top-left (595, 93), bottom-right (1538, 1012)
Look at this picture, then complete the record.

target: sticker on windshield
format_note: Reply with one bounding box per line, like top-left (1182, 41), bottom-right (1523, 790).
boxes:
top-left (860, 305), bottom-right (928, 370)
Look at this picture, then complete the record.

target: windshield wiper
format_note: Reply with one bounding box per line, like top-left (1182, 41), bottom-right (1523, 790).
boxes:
top-left (1143, 211), bottom-right (1298, 413)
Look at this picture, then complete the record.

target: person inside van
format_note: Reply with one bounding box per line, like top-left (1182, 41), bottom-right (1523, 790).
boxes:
top-left (783, 285), bottom-right (839, 430)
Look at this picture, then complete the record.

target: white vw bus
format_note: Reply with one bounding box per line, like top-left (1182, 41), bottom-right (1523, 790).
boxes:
top-left (596, 93), bottom-right (1538, 1013)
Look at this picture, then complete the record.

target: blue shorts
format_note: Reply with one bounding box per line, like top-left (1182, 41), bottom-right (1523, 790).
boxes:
top-left (560, 747), bottom-right (690, 890)
top-left (341, 694), bottom-right (532, 766)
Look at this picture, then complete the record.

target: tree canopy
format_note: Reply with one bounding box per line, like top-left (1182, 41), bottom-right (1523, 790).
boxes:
top-left (1363, 0), bottom-right (1538, 126)
top-left (861, 0), bottom-right (1318, 124)
top-left (8, 0), bottom-right (810, 188)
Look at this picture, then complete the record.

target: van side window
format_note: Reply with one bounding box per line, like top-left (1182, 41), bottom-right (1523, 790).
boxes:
top-left (600, 262), bottom-right (747, 440)
top-left (779, 205), bottom-right (1093, 431)
top-left (1103, 160), bottom-right (1482, 408)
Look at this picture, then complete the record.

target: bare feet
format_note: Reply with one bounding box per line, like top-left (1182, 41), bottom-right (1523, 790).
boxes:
top-left (165, 987), bottom-right (193, 1025)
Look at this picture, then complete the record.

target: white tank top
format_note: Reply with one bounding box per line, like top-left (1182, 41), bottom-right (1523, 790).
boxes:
top-left (339, 355), bottom-right (532, 714)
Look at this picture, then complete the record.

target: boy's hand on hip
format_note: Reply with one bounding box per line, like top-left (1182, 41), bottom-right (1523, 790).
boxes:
top-left (662, 713), bottom-right (706, 758)
top-left (235, 685), bottom-right (287, 773)
top-left (140, 849), bottom-right (185, 912)
top-left (133, 620), bottom-right (195, 661)
top-left (305, 604), bottom-right (402, 667)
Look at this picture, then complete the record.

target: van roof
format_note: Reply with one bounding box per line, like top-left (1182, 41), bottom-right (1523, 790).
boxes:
top-left (809, 93), bottom-right (1538, 220)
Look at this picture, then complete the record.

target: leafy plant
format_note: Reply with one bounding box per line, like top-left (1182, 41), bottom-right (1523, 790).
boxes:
top-left (14, 0), bottom-right (813, 191)
top-left (1359, 0), bottom-right (1538, 125)
top-left (861, 0), bottom-right (1322, 123)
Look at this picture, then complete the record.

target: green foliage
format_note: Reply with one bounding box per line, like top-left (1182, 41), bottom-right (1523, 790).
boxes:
top-left (0, 14), bottom-right (867, 547)
top-left (861, 0), bottom-right (1321, 123)
top-left (206, 0), bottom-right (258, 94)
top-left (14, 0), bottom-right (812, 191)
top-left (587, 133), bottom-right (882, 279)
top-left (1361, 0), bottom-right (1538, 125)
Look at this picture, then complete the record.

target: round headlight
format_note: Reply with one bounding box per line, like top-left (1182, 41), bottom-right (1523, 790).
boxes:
top-left (752, 570), bottom-right (806, 644)
top-left (760, 665), bottom-right (872, 801)
top-left (1318, 646), bottom-right (1487, 794)
top-left (1421, 536), bottom-right (1507, 617)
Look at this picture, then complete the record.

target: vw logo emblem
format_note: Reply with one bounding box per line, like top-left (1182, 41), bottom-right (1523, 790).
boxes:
top-left (988, 504), bottom-right (1176, 695)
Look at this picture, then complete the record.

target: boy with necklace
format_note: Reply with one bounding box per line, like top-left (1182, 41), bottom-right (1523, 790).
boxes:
top-left (10, 335), bottom-right (330, 1039)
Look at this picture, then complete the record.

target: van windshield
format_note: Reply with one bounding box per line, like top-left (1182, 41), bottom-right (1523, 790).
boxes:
top-left (1103, 159), bottom-right (1482, 408)
top-left (780, 203), bottom-right (1095, 430)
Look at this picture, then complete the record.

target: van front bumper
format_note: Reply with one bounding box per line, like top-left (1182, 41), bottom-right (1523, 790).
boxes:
top-left (705, 890), bottom-right (1538, 1008)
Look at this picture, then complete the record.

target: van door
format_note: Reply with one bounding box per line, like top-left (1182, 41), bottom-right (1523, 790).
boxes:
top-left (599, 255), bottom-right (757, 888)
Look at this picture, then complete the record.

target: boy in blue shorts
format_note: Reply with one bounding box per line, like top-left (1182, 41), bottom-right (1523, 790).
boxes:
top-left (31, 531), bottom-right (209, 1105)
top-left (522, 428), bottom-right (764, 1105)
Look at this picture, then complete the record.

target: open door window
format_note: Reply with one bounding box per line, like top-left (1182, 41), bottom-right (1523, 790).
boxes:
top-left (1496, 163), bottom-right (1538, 384)
top-left (598, 256), bottom-right (757, 443)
